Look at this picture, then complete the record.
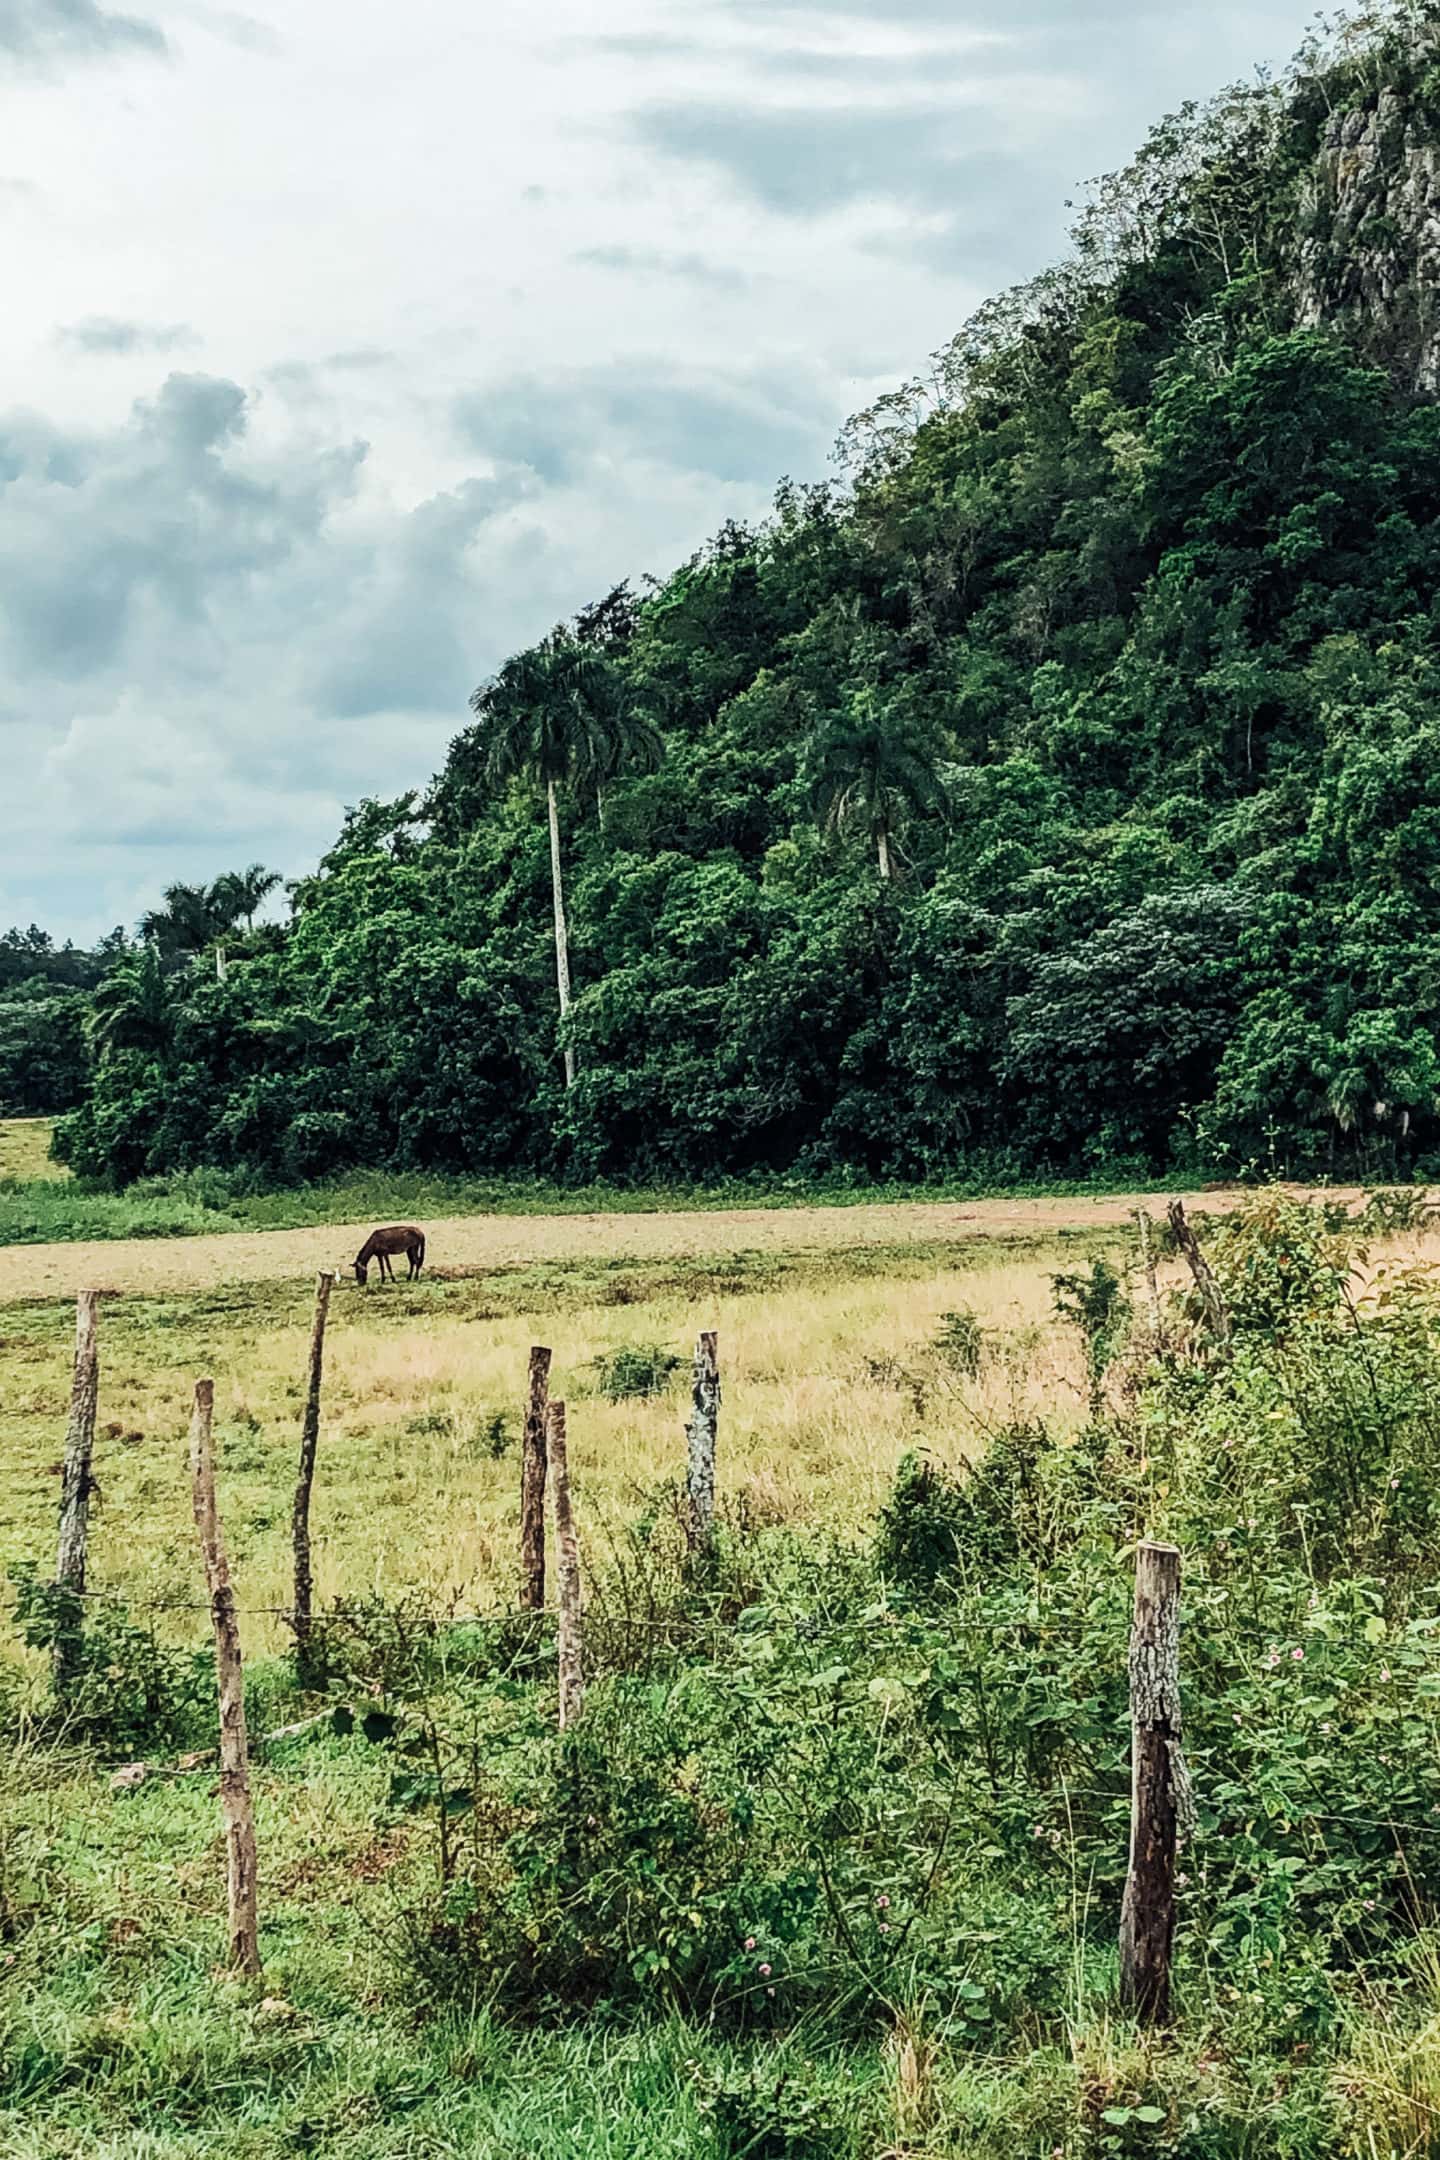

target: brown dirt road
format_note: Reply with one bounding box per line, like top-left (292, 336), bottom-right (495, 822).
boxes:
top-left (0, 1185), bottom-right (1380, 1304)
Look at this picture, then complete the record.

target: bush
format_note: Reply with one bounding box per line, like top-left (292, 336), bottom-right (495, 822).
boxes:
top-left (6, 1568), bottom-right (210, 1756)
top-left (593, 1342), bottom-right (685, 1400)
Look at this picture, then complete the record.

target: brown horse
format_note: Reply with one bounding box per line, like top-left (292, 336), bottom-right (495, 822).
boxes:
top-left (353, 1225), bottom-right (426, 1285)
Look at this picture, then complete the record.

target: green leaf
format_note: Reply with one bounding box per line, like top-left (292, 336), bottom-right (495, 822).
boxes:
top-left (1135, 2106), bottom-right (1167, 2126)
top-left (1101, 2107), bottom-right (1133, 2127)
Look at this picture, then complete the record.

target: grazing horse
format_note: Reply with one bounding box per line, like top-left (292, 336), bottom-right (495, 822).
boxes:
top-left (353, 1225), bottom-right (426, 1285)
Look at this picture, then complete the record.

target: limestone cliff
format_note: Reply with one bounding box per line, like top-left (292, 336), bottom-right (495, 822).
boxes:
top-left (1294, 56), bottom-right (1440, 392)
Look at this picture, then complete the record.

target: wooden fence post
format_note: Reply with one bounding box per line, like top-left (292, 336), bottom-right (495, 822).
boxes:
top-left (1119, 1540), bottom-right (1185, 2024)
top-left (291, 1269), bottom-right (335, 1683)
top-left (547, 1400), bottom-right (583, 1729)
top-left (53, 1288), bottom-right (100, 1693)
top-left (1167, 1202), bottom-right (1229, 1346)
top-left (686, 1330), bottom-right (720, 1556)
top-left (190, 1379), bottom-right (261, 1979)
top-left (520, 1346), bottom-right (552, 1611)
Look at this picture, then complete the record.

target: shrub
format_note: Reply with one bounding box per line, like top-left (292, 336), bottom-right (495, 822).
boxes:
top-left (593, 1342), bottom-right (685, 1400)
top-left (6, 1567), bottom-right (210, 1756)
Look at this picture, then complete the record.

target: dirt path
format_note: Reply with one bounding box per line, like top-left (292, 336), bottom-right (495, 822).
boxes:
top-left (0, 1185), bottom-right (1374, 1303)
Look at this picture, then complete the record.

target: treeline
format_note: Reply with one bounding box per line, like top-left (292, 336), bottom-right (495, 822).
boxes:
top-left (36, 5), bottom-right (1440, 1188)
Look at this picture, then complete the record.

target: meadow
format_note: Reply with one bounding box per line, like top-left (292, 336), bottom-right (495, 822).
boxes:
top-left (7, 1184), bottom-right (1440, 2157)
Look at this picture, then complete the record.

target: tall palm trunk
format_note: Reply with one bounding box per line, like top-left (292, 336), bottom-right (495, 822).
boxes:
top-left (876, 826), bottom-right (893, 882)
top-left (547, 778), bottom-right (576, 1089)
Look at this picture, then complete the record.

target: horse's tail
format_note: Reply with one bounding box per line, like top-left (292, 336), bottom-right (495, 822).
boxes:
top-left (416, 1233), bottom-right (426, 1271)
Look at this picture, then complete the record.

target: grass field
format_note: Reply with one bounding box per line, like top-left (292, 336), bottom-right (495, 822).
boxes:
top-left (7, 1184), bottom-right (1439, 2155)
top-left (0, 1202), bottom-right (1114, 2156)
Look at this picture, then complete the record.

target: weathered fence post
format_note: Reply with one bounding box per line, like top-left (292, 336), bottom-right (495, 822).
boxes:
top-left (547, 1399), bottom-right (583, 1728)
top-left (1119, 1540), bottom-right (1186, 2024)
top-left (685, 1330), bottom-right (720, 1556)
top-left (520, 1346), bottom-right (552, 1611)
top-left (291, 1269), bottom-right (335, 1684)
top-left (53, 1287), bottom-right (100, 1693)
top-left (1167, 1201), bottom-right (1229, 1346)
top-left (1134, 1210), bottom-right (1163, 1337)
top-left (190, 1379), bottom-right (261, 1979)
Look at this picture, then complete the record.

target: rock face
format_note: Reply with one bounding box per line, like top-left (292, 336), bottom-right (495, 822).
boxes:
top-left (1294, 72), bottom-right (1440, 392)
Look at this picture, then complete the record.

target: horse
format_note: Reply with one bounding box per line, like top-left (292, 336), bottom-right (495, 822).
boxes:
top-left (353, 1225), bottom-right (426, 1285)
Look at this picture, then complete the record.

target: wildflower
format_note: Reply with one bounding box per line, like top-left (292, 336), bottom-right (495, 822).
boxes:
top-left (744, 1937), bottom-right (756, 1952)
top-left (1233, 1712), bottom-right (1243, 1725)
top-left (876, 1894), bottom-right (890, 1909)
top-left (1292, 1648), bottom-right (1304, 1663)
top-left (766, 1986), bottom-right (775, 1998)
top-left (1364, 1898), bottom-right (1376, 1912)
top-left (1266, 1653), bottom-right (1279, 1669)
top-left (759, 1963), bottom-right (771, 1977)
top-left (1177, 1873), bottom-right (1189, 1888)
top-left (1381, 1666), bottom-right (1392, 1683)
top-left (879, 1923), bottom-right (890, 1934)
top-left (1391, 1477), bottom-right (1401, 1489)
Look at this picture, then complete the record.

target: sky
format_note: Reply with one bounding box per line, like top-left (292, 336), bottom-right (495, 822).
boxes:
top-left (2, 0), bottom-right (1322, 941)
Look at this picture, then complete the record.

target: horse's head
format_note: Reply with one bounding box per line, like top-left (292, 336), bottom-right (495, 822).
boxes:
top-left (353, 1256), bottom-right (370, 1286)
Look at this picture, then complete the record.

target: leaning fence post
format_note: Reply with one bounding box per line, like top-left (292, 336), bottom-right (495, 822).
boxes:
top-left (291, 1269), bottom-right (335, 1684)
top-left (520, 1346), bottom-right (552, 1611)
top-left (190, 1379), bottom-right (262, 1979)
top-left (53, 1287), bottom-right (100, 1693)
top-left (1167, 1202), bottom-right (1229, 1347)
top-left (547, 1399), bottom-right (583, 1728)
top-left (685, 1330), bottom-right (720, 1556)
top-left (1119, 1540), bottom-right (1187, 2024)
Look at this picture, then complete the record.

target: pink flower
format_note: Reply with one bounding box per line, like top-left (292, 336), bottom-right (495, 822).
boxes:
top-left (1292, 1648), bottom-right (1304, 1663)
top-left (1391, 1477), bottom-right (1401, 1489)
top-left (1364, 1898), bottom-right (1376, 1912)
top-left (876, 1895), bottom-right (890, 1909)
top-left (744, 1937), bottom-right (756, 1951)
top-left (1381, 1667), bottom-right (1392, 1683)
top-left (759, 1963), bottom-right (771, 1977)
top-left (879, 1923), bottom-right (890, 1934)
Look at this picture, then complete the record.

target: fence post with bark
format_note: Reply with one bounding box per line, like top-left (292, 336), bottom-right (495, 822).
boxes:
top-left (53, 1287), bottom-right (100, 1694)
top-left (685, 1330), bottom-right (720, 1558)
top-left (1119, 1539), bottom-right (1188, 2024)
top-left (291, 1269), bottom-right (335, 1684)
top-left (547, 1398), bottom-right (583, 1729)
top-left (520, 1346), bottom-right (552, 1612)
top-left (190, 1378), bottom-right (262, 1979)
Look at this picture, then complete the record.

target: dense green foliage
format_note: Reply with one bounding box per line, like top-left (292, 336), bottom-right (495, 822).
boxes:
top-left (26, 4), bottom-right (1440, 1188)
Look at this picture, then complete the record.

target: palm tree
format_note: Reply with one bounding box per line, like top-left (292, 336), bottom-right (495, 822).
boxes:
top-left (802, 687), bottom-right (946, 882)
top-left (88, 945), bottom-right (173, 1063)
top-left (468, 633), bottom-right (661, 1087)
top-left (212, 863), bottom-right (282, 932)
top-left (139, 881), bottom-right (223, 961)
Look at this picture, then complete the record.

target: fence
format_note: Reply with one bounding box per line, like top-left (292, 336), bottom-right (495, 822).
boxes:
top-left (19, 1259), bottom-right (1415, 2017)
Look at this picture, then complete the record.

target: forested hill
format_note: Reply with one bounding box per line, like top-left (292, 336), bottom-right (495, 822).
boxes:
top-left (41, 5), bottom-right (1440, 1187)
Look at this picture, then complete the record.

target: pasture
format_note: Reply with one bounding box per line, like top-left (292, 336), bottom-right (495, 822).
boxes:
top-left (0, 1222), bottom-right (1100, 1646)
top-left (8, 1188), bottom-right (1440, 2158)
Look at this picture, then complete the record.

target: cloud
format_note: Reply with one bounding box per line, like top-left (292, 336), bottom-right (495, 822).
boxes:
top-left (0, 358), bottom-right (819, 934)
top-left (57, 316), bottom-right (198, 355)
top-left (0, 0), bottom-right (166, 62)
top-left (453, 360), bottom-right (831, 488)
top-left (573, 245), bottom-right (751, 293)
top-left (629, 101), bottom-right (997, 219)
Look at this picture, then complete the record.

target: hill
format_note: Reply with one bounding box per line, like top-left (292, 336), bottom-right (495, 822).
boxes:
top-left (47, 1), bottom-right (1440, 1190)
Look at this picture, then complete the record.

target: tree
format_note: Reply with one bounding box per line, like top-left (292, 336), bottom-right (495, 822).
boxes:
top-left (87, 946), bottom-right (174, 1064)
top-left (801, 686), bottom-right (945, 882)
top-left (211, 864), bottom-right (282, 933)
top-left (467, 633), bottom-right (661, 1087)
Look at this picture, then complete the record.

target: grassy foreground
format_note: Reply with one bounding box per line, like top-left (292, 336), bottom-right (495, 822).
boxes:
top-left (8, 1196), bottom-right (1440, 2156)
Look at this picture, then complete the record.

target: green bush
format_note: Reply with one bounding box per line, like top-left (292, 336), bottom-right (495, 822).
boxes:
top-left (592, 1342), bottom-right (685, 1401)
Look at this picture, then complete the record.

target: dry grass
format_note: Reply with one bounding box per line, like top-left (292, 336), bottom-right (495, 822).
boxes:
top-left (0, 1181), bottom-right (1386, 1301)
top-left (0, 1119), bottom-right (66, 1184)
top-left (0, 1243), bottom-right (1094, 1657)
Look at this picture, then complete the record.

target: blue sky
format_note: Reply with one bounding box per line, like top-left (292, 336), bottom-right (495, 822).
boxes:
top-left (1, 0), bottom-right (1320, 938)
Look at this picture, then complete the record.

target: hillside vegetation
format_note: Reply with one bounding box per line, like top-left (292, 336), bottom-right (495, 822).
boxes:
top-left (18, 5), bottom-right (1440, 1194)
